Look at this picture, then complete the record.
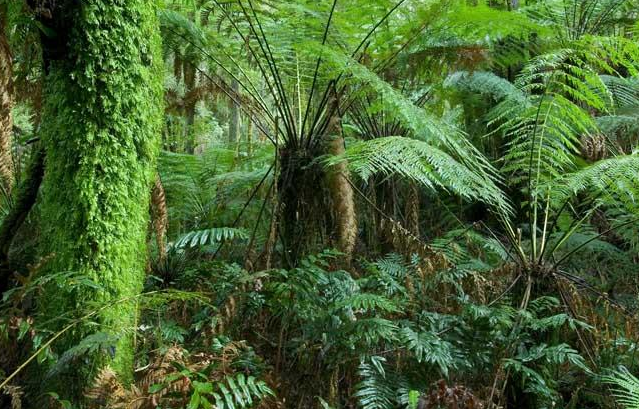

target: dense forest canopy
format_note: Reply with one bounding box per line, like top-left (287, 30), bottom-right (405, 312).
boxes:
top-left (1, 0), bottom-right (639, 408)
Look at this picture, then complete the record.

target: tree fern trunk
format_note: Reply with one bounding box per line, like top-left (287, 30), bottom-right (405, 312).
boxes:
top-left (151, 174), bottom-right (168, 260)
top-left (36, 0), bottom-right (163, 399)
top-left (173, 49), bottom-right (182, 84)
top-left (0, 8), bottom-right (14, 196)
top-left (247, 116), bottom-right (253, 160)
top-left (263, 183), bottom-right (279, 270)
top-left (405, 182), bottom-right (420, 237)
top-left (326, 107), bottom-right (357, 265)
top-left (183, 60), bottom-right (197, 154)
top-left (229, 79), bottom-right (240, 145)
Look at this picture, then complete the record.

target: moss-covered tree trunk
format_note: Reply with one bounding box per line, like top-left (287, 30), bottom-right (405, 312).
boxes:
top-left (0, 4), bottom-right (14, 196)
top-left (36, 0), bottom-right (163, 399)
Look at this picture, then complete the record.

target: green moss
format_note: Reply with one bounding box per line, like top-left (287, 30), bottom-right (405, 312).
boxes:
top-left (37, 0), bottom-right (163, 398)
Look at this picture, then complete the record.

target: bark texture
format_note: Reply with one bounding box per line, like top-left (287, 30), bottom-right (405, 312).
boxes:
top-left (0, 9), bottom-right (14, 196)
top-left (405, 182), bottom-right (420, 237)
top-left (229, 79), bottom-right (241, 144)
top-left (326, 107), bottom-right (357, 264)
top-left (151, 173), bottom-right (168, 260)
top-left (36, 0), bottom-right (164, 398)
top-left (183, 59), bottom-right (197, 153)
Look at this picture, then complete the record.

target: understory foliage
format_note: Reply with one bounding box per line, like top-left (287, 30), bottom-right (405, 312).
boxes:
top-left (1, 0), bottom-right (639, 408)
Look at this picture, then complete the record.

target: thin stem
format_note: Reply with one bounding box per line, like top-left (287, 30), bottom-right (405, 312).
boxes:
top-left (0, 291), bottom-right (162, 391)
top-left (553, 216), bottom-right (639, 269)
top-left (301, 0), bottom-right (338, 140)
top-left (243, 0), bottom-right (298, 142)
top-left (212, 162), bottom-right (275, 258)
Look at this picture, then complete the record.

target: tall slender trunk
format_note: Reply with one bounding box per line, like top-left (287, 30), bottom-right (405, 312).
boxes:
top-left (228, 79), bottom-right (240, 145)
top-left (405, 182), bottom-right (420, 237)
top-left (183, 60), bottom-right (197, 154)
top-left (326, 100), bottom-right (357, 264)
top-left (36, 0), bottom-right (163, 399)
top-left (247, 116), bottom-right (253, 161)
top-left (173, 49), bottom-right (183, 84)
top-left (0, 7), bottom-right (14, 196)
top-left (151, 174), bottom-right (168, 260)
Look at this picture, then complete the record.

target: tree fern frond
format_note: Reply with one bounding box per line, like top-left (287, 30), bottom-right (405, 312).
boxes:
top-left (445, 70), bottom-right (526, 104)
top-left (548, 154), bottom-right (639, 212)
top-left (333, 136), bottom-right (510, 213)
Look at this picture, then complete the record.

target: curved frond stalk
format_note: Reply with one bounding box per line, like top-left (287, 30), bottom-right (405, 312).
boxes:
top-left (319, 46), bottom-right (504, 185)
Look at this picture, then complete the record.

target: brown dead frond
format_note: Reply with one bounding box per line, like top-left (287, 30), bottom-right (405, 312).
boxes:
top-left (85, 343), bottom-right (257, 409)
top-left (1, 385), bottom-right (23, 409)
top-left (580, 133), bottom-right (607, 162)
top-left (85, 367), bottom-right (141, 409)
top-left (419, 379), bottom-right (484, 409)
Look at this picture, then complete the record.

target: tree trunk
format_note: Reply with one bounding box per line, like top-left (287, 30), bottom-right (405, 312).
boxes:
top-left (36, 0), bottom-right (163, 399)
top-left (246, 114), bottom-right (253, 159)
top-left (173, 49), bottom-right (183, 84)
top-left (151, 174), bottom-right (168, 260)
top-left (183, 60), bottom-right (197, 154)
top-left (326, 103), bottom-right (357, 265)
top-left (405, 182), bottom-right (420, 237)
top-left (229, 79), bottom-right (241, 144)
top-left (0, 6), bottom-right (14, 196)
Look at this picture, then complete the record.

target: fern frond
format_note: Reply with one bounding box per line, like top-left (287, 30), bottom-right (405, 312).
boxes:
top-left (335, 136), bottom-right (510, 213)
top-left (398, 327), bottom-right (454, 376)
top-left (355, 357), bottom-right (396, 409)
top-left (603, 367), bottom-right (639, 409)
top-left (175, 227), bottom-right (249, 249)
top-left (445, 70), bottom-right (526, 103)
top-left (549, 154), bottom-right (639, 213)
